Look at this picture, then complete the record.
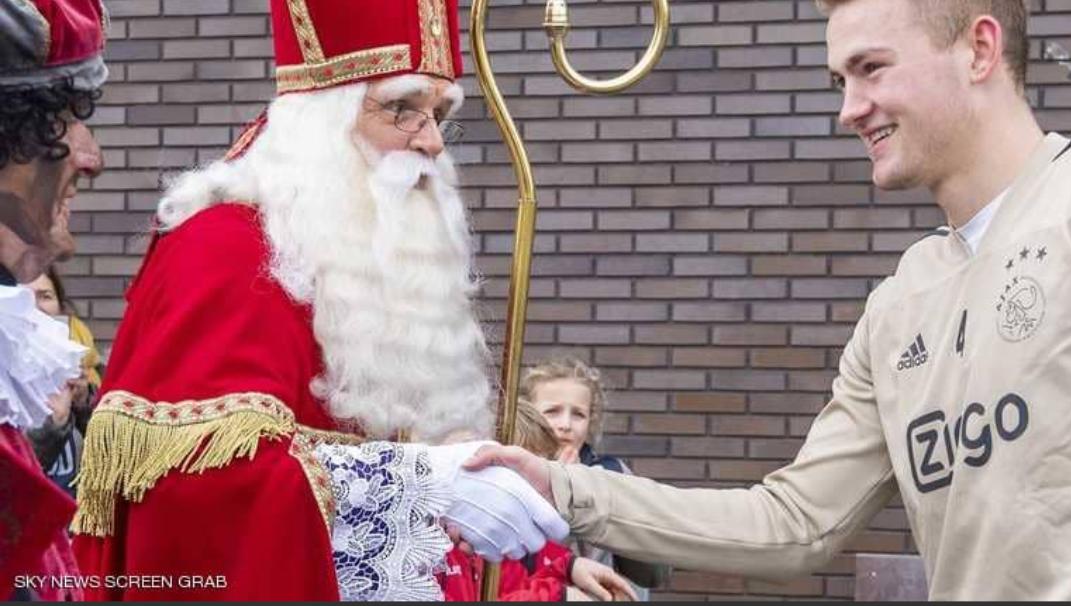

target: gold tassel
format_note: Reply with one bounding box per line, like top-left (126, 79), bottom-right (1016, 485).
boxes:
top-left (72, 391), bottom-right (296, 537)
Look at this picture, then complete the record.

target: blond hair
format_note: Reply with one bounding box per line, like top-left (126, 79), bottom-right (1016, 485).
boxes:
top-left (514, 399), bottom-right (560, 459)
top-left (519, 357), bottom-right (607, 447)
top-left (816, 0), bottom-right (1029, 90)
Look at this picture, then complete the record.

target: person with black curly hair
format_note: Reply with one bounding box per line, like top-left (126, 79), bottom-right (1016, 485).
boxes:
top-left (0, 82), bottom-right (103, 285)
top-left (0, 0), bottom-right (108, 600)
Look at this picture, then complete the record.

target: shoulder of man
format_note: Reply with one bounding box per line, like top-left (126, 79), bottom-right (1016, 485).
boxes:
top-left (864, 226), bottom-right (952, 312)
top-left (128, 203), bottom-right (268, 300)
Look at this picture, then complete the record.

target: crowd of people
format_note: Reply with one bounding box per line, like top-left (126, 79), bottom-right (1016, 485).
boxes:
top-left (3, 0), bottom-right (1070, 601)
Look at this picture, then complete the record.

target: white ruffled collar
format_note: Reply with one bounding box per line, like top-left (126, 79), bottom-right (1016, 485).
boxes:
top-left (0, 284), bottom-right (87, 429)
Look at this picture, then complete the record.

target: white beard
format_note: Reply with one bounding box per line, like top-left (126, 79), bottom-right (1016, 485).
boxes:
top-left (156, 83), bottom-right (494, 443)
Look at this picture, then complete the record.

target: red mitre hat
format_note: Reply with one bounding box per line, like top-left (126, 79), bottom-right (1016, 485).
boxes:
top-left (270, 0), bottom-right (464, 94)
top-left (0, 0), bottom-right (108, 90)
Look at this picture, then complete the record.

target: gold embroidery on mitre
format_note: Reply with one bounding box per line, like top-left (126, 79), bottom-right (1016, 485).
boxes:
top-left (285, 0), bottom-right (325, 63)
top-left (275, 44), bottom-right (412, 93)
top-left (72, 390), bottom-right (296, 537)
top-left (416, 0), bottom-right (454, 79)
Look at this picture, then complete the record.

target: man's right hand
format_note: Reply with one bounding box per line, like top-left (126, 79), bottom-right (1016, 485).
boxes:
top-left (463, 444), bottom-right (555, 504)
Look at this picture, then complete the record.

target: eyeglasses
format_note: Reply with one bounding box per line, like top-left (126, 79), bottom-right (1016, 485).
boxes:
top-left (367, 97), bottom-right (465, 145)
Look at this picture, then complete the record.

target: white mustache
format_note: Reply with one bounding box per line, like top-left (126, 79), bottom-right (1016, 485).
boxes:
top-left (372, 151), bottom-right (440, 190)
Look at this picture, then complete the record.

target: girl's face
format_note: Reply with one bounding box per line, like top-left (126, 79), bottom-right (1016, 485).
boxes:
top-left (532, 378), bottom-right (593, 451)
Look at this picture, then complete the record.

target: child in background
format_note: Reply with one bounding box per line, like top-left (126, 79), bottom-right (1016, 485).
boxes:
top-left (439, 400), bottom-right (636, 601)
top-left (521, 358), bottom-right (669, 598)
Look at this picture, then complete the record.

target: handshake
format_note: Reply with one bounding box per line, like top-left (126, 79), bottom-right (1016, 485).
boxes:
top-left (317, 440), bottom-right (640, 601)
top-left (425, 441), bottom-right (567, 562)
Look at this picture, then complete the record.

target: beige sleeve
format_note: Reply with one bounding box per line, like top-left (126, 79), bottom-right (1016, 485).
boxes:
top-left (549, 309), bottom-right (898, 580)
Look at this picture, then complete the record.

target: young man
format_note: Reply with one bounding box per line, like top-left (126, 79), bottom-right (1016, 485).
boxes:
top-left (0, 0), bottom-right (107, 599)
top-left (469, 0), bottom-right (1071, 599)
top-left (71, 0), bottom-right (566, 600)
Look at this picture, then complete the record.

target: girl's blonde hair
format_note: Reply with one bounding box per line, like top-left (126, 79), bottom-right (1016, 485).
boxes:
top-left (514, 398), bottom-right (560, 459)
top-left (519, 357), bottom-right (608, 447)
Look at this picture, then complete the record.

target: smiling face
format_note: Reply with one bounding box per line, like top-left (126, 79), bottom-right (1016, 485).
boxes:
top-left (827, 0), bottom-right (973, 191)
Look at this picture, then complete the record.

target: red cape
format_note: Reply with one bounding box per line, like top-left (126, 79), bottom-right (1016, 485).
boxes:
top-left (73, 204), bottom-right (341, 600)
top-left (0, 424), bottom-right (80, 601)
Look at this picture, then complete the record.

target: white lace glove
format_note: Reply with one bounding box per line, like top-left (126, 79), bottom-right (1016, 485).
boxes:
top-left (425, 441), bottom-right (569, 562)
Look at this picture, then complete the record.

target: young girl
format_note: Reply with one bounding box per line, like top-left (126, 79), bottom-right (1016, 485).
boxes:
top-left (521, 358), bottom-right (669, 596)
top-left (438, 399), bottom-right (636, 601)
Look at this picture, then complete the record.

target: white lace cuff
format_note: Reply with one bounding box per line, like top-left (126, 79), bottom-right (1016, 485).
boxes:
top-left (314, 441), bottom-right (453, 601)
top-left (0, 285), bottom-right (86, 429)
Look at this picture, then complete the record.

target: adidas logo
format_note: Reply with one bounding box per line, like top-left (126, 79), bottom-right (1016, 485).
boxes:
top-left (897, 334), bottom-right (929, 371)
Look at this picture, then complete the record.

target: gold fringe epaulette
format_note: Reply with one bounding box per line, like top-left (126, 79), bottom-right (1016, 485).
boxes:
top-left (73, 390), bottom-right (297, 537)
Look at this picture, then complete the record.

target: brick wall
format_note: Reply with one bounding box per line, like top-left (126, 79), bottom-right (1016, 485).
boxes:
top-left (75, 0), bottom-right (1070, 599)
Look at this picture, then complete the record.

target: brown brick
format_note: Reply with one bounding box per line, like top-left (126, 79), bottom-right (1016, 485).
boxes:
top-left (595, 302), bottom-right (669, 322)
top-left (600, 436), bottom-right (669, 457)
top-left (526, 302), bottom-right (592, 322)
top-left (559, 234), bottom-right (633, 253)
top-left (750, 348), bottom-right (826, 369)
top-left (748, 392), bottom-right (828, 414)
top-left (831, 255), bottom-right (899, 277)
top-left (714, 233), bottom-right (789, 253)
top-left (557, 187), bottom-right (632, 208)
top-left (671, 436), bottom-right (746, 459)
top-left (711, 369), bottom-right (787, 391)
top-left (672, 302), bottom-right (748, 322)
top-left (635, 324), bottom-right (709, 345)
top-left (198, 16), bottom-right (269, 36)
top-left (598, 119), bottom-right (673, 140)
top-left (597, 210), bottom-right (670, 231)
top-left (711, 278), bottom-right (787, 299)
top-left (791, 325), bottom-right (855, 347)
top-left (831, 302), bottom-right (866, 323)
top-left (788, 370), bottom-right (838, 392)
top-left (674, 392), bottom-right (747, 413)
top-left (673, 255), bottom-right (747, 277)
top-left (594, 346), bottom-right (667, 367)
top-left (595, 255), bottom-right (671, 276)
top-left (638, 232), bottom-right (706, 251)
top-left (671, 347), bottom-right (747, 368)
top-left (752, 255), bottom-right (827, 276)
top-left (791, 278), bottom-right (870, 299)
top-left (632, 370), bottom-right (707, 390)
top-left (752, 302), bottom-right (827, 323)
top-left (635, 278), bottom-right (709, 299)
top-left (792, 231), bottom-right (869, 252)
top-left (633, 414), bottom-right (706, 435)
top-left (753, 208), bottom-right (829, 230)
top-left (674, 209), bottom-right (750, 230)
top-left (673, 163), bottom-right (750, 185)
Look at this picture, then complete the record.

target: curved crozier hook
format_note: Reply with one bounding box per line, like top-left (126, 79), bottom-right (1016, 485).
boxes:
top-left (544, 0), bottom-right (670, 95)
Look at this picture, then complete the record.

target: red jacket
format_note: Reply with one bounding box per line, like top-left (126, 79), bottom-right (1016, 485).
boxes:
top-left (439, 542), bottom-right (574, 601)
top-left (73, 205), bottom-right (339, 600)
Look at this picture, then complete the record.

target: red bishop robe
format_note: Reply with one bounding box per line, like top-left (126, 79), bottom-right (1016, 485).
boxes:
top-left (73, 203), bottom-right (348, 600)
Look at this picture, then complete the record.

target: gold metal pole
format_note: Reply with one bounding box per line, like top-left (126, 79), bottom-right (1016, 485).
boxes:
top-left (470, 0), bottom-right (670, 599)
top-left (471, 0), bottom-right (535, 597)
